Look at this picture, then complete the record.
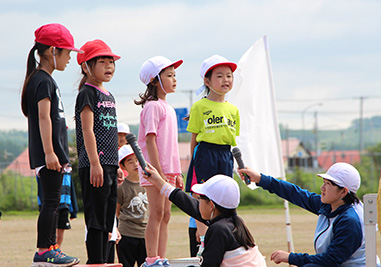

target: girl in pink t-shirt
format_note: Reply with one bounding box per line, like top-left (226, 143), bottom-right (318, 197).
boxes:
top-left (135, 56), bottom-right (184, 267)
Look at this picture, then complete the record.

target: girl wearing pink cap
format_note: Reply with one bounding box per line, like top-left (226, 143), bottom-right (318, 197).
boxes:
top-left (135, 56), bottom-right (184, 267)
top-left (21, 23), bottom-right (81, 266)
top-left (75, 39), bottom-right (121, 264)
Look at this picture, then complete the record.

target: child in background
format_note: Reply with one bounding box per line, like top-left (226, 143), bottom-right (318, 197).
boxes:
top-left (21, 23), bottom-right (81, 266)
top-left (75, 39), bottom-right (120, 264)
top-left (186, 55), bottom-right (240, 256)
top-left (117, 145), bottom-right (148, 267)
top-left (36, 170), bottom-right (79, 247)
top-left (118, 122), bottom-right (130, 148)
top-left (135, 56), bottom-right (184, 267)
top-left (144, 163), bottom-right (267, 267)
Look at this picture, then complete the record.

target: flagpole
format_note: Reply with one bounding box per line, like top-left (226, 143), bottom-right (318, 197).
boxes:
top-left (263, 35), bottom-right (294, 253)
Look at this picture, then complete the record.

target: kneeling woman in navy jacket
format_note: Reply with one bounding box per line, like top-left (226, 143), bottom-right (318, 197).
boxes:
top-left (238, 162), bottom-right (365, 267)
top-left (144, 163), bottom-right (266, 267)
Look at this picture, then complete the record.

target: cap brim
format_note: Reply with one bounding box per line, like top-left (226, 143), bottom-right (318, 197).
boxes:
top-left (317, 173), bottom-right (342, 186)
top-left (205, 62), bottom-right (237, 76)
top-left (60, 46), bottom-right (84, 53)
top-left (164, 59), bottom-right (183, 70)
top-left (191, 183), bottom-right (206, 196)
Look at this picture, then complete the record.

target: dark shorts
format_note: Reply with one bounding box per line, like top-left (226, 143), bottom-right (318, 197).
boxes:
top-left (186, 141), bottom-right (233, 192)
top-left (57, 208), bottom-right (71, 230)
top-left (79, 165), bottom-right (118, 232)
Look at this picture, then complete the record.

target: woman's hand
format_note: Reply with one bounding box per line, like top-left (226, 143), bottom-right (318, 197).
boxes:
top-left (271, 250), bottom-right (290, 264)
top-left (237, 167), bottom-right (262, 184)
top-left (143, 163), bottom-right (166, 189)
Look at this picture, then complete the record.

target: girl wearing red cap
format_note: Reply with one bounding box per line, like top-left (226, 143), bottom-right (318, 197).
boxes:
top-left (185, 55), bottom-right (240, 256)
top-left (75, 39), bottom-right (121, 264)
top-left (135, 56), bottom-right (184, 267)
top-left (21, 23), bottom-right (81, 266)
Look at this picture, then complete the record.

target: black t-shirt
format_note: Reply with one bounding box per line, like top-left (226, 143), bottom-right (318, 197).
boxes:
top-left (26, 70), bottom-right (69, 169)
top-left (75, 83), bottom-right (118, 168)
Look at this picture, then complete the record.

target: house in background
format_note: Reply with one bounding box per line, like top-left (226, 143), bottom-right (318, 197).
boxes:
top-left (282, 138), bottom-right (313, 170)
top-left (314, 150), bottom-right (361, 170)
top-left (3, 148), bottom-right (34, 177)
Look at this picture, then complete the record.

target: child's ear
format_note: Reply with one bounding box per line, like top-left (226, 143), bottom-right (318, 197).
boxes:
top-left (81, 63), bottom-right (89, 74)
top-left (204, 77), bottom-right (210, 87)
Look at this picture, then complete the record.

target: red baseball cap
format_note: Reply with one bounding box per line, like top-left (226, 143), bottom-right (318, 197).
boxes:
top-left (34, 23), bottom-right (83, 53)
top-left (77, 39), bottom-right (121, 65)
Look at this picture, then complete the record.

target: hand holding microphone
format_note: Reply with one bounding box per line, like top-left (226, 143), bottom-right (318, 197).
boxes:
top-left (232, 147), bottom-right (251, 185)
top-left (126, 133), bottom-right (150, 176)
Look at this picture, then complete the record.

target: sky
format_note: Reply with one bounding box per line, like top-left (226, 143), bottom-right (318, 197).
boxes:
top-left (1, 0), bottom-right (380, 132)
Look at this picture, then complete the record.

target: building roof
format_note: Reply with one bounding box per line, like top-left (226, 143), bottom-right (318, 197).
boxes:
top-left (3, 148), bottom-right (34, 177)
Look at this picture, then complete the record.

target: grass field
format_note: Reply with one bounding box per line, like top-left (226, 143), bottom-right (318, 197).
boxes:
top-left (0, 207), bottom-right (380, 266)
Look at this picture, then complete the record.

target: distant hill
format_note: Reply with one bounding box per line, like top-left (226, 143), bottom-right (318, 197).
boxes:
top-left (2, 116), bottom-right (381, 166)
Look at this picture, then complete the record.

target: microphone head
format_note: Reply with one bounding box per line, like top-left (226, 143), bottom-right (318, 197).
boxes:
top-left (126, 133), bottom-right (137, 144)
top-left (232, 147), bottom-right (241, 158)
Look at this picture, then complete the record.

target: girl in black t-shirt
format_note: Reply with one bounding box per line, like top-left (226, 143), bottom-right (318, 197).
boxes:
top-left (75, 39), bottom-right (121, 264)
top-left (21, 23), bottom-right (82, 266)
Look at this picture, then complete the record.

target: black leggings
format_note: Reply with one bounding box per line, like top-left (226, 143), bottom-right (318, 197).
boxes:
top-left (37, 168), bottom-right (63, 248)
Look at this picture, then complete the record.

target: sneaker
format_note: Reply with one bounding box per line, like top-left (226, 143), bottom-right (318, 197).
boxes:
top-left (141, 259), bottom-right (164, 267)
top-left (162, 258), bottom-right (170, 267)
top-left (32, 246), bottom-right (77, 266)
top-left (53, 244), bottom-right (80, 265)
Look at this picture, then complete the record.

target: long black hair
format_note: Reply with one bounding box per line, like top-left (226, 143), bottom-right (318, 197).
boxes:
top-left (200, 195), bottom-right (256, 249)
top-left (134, 69), bottom-right (166, 107)
top-left (331, 181), bottom-right (360, 205)
top-left (21, 43), bottom-right (62, 117)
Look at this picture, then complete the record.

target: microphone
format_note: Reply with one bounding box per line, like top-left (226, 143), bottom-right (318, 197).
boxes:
top-left (232, 147), bottom-right (251, 185)
top-left (125, 133), bottom-right (150, 176)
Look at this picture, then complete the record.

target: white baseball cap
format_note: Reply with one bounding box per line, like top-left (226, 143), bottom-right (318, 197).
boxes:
top-left (117, 122), bottom-right (130, 134)
top-left (199, 55), bottom-right (237, 79)
top-left (191, 175), bottom-right (240, 209)
top-left (139, 56), bottom-right (183, 85)
top-left (118, 145), bottom-right (134, 164)
top-left (317, 162), bottom-right (361, 193)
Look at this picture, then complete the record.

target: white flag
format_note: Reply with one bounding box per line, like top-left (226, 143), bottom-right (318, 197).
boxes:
top-left (228, 35), bottom-right (294, 252)
top-left (228, 35), bottom-right (285, 183)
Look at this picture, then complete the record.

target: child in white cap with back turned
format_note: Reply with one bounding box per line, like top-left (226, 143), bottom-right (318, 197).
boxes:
top-left (143, 163), bottom-right (266, 267)
top-left (238, 162), bottom-right (367, 266)
top-left (185, 55), bottom-right (240, 255)
top-left (135, 56), bottom-right (184, 267)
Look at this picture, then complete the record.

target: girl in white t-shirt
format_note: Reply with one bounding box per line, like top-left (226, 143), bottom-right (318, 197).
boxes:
top-left (135, 56), bottom-right (184, 267)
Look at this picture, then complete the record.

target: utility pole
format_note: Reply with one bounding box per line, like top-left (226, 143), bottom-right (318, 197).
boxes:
top-left (359, 96), bottom-right (364, 153)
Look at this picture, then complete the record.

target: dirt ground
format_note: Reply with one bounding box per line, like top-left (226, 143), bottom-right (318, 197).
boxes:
top-left (0, 208), bottom-right (380, 267)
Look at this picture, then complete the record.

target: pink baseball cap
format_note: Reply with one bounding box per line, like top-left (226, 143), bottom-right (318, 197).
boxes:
top-left (317, 162), bottom-right (361, 193)
top-left (34, 23), bottom-right (83, 53)
top-left (191, 175), bottom-right (240, 209)
top-left (139, 56), bottom-right (183, 85)
top-left (200, 55), bottom-right (237, 79)
top-left (77, 39), bottom-right (121, 65)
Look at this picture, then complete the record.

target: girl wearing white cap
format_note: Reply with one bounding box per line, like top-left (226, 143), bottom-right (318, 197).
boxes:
top-left (144, 163), bottom-right (266, 267)
top-left (185, 55), bottom-right (240, 255)
top-left (135, 56), bottom-right (184, 267)
top-left (238, 162), bottom-right (366, 266)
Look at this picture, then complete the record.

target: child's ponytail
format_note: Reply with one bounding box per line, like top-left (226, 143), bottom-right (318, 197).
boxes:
top-left (21, 42), bottom-right (51, 117)
top-left (231, 214), bottom-right (256, 249)
top-left (134, 77), bottom-right (159, 107)
top-left (214, 203), bottom-right (255, 250)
